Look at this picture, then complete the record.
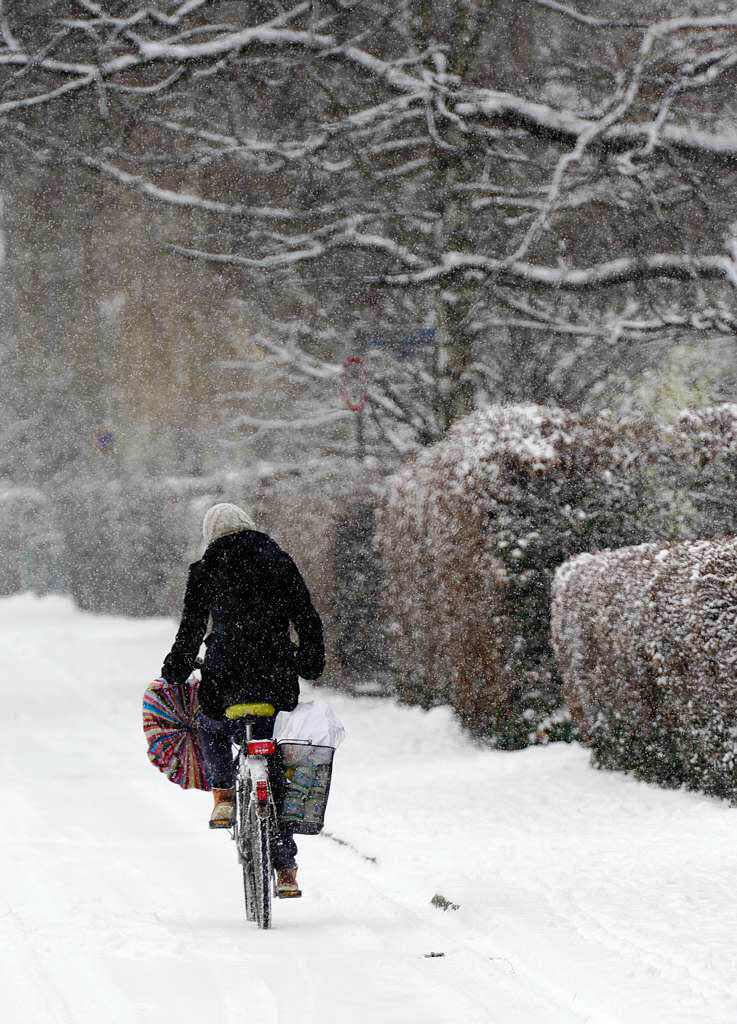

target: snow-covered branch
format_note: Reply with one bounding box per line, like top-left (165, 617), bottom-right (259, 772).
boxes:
top-left (230, 409), bottom-right (354, 438)
top-left (0, 0), bottom-right (18, 51)
top-left (457, 90), bottom-right (737, 160)
top-left (6, 0), bottom-right (737, 443)
top-left (167, 227), bottom-right (737, 295)
top-left (527, 1), bottom-right (645, 30)
top-left (4, 4), bottom-right (737, 163)
top-left (375, 252), bottom-right (737, 292)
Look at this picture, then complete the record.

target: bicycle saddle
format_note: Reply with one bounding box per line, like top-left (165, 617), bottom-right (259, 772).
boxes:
top-left (225, 702), bottom-right (276, 719)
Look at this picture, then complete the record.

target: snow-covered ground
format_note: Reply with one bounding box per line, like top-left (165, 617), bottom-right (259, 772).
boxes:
top-left (3, 595), bottom-right (737, 1024)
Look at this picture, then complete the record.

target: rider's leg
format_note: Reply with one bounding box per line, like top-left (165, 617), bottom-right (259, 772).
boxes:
top-left (198, 711), bottom-right (235, 789)
top-left (272, 825), bottom-right (298, 872)
top-left (197, 711), bottom-right (235, 825)
top-left (274, 826), bottom-right (300, 897)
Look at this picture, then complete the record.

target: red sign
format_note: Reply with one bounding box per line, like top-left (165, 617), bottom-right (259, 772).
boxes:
top-left (340, 355), bottom-right (368, 412)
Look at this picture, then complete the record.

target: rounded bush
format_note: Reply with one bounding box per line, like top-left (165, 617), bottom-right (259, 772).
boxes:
top-left (379, 404), bottom-right (669, 746)
top-left (552, 538), bottom-right (737, 799)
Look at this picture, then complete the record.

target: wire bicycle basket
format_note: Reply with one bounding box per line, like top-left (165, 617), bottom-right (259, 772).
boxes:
top-left (273, 701), bottom-right (345, 836)
top-left (278, 743), bottom-right (335, 835)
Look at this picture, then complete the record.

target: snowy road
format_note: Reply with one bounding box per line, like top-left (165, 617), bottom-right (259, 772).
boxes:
top-left (3, 596), bottom-right (737, 1023)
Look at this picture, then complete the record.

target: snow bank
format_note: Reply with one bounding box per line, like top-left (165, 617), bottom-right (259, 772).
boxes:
top-left (552, 537), bottom-right (737, 799)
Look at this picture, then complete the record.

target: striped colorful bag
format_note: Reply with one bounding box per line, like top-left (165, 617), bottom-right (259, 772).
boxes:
top-left (142, 677), bottom-right (210, 790)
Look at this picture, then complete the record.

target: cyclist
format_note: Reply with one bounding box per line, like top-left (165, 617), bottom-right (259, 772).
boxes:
top-left (160, 501), bottom-right (325, 898)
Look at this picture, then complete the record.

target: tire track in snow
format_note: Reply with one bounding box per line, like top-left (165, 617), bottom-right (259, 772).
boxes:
top-left (553, 883), bottom-right (737, 1021)
top-left (307, 828), bottom-right (597, 1024)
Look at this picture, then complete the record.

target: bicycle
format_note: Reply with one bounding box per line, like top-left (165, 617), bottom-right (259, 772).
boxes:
top-left (225, 701), bottom-right (283, 930)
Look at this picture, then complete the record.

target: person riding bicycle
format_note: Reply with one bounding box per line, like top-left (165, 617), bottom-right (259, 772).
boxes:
top-left (160, 501), bottom-right (325, 898)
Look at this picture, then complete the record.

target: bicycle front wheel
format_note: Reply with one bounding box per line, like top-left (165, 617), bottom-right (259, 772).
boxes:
top-left (249, 803), bottom-right (273, 930)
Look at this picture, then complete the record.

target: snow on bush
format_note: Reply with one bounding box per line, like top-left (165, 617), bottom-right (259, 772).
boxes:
top-left (379, 404), bottom-right (670, 748)
top-left (552, 539), bottom-right (737, 799)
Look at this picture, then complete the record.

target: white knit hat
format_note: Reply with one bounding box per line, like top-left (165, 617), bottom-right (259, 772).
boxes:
top-left (202, 502), bottom-right (257, 547)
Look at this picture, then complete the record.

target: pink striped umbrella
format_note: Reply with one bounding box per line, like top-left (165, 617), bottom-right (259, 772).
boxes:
top-left (142, 677), bottom-right (210, 790)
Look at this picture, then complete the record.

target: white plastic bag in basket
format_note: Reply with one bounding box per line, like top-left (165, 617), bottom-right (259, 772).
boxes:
top-left (273, 701), bottom-right (346, 749)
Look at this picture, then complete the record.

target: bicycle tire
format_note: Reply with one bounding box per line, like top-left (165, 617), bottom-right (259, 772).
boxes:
top-left (236, 775), bottom-right (256, 922)
top-left (249, 803), bottom-right (273, 930)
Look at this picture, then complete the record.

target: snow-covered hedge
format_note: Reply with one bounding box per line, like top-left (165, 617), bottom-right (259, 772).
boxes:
top-left (552, 539), bottom-right (737, 799)
top-left (0, 486), bottom-right (64, 594)
top-left (379, 405), bottom-right (669, 747)
top-left (59, 479), bottom-right (190, 616)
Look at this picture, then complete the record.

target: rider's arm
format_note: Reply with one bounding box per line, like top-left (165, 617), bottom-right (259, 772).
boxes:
top-left (280, 554), bottom-right (325, 680)
top-left (161, 561), bottom-right (209, 684)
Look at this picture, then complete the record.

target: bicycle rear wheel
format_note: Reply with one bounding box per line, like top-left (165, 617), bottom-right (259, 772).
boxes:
top-left (249, 803), bottom-right (273, 930)
top-left (236, 776), bottom-right (256, 922)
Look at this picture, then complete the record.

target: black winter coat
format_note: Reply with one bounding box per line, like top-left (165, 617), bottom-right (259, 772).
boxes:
top-left (161, 530), bottom-right (325, 718)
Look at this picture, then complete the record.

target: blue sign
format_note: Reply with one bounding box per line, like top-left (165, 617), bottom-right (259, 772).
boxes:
top-left (93, 431), bottom-right (115, 452)
top-left (356, 327), bottom-right (436, 359)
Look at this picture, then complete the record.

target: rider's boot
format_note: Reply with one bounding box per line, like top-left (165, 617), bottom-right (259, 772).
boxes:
top-left (275, 867), bottom-right (302, 898)
top-left (209, 787), bottom-right (235, 829)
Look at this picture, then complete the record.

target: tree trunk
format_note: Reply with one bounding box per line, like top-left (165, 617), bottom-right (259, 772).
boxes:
top-left (435, 292), bottom-right (475, 431)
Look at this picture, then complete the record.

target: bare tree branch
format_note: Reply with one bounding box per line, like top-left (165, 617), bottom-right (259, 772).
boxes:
top-left (526, 0), bottom-right (646, 30)
top-left (378, 251), bottom-right (737, 290)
